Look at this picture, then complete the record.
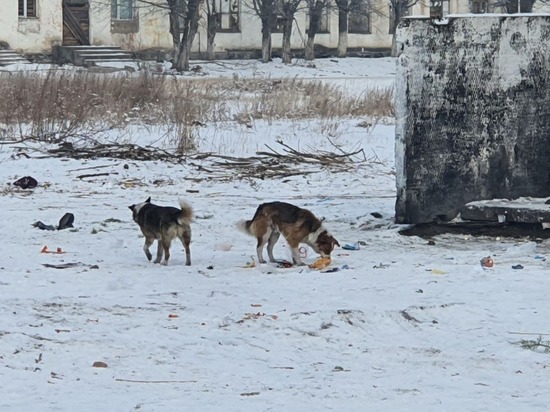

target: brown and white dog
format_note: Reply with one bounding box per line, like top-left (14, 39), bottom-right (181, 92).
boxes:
top-left (129, 197), bottom-right (193, 266)
top-left (238, 201), bottom-right (340, 265)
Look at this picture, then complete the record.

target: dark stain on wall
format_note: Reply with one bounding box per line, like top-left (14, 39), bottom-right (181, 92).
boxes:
top-left (395, 16), bottom-right (550, 224)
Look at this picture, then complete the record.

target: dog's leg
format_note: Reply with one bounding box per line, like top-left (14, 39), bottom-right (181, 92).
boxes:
top-left (266, 231), bottom-right (280, 262)
top-left (180, 233), bottom-right (191, 266)
top-left (143, 237), bottom-right (154, 261)
top-left (288, 240), bottom-right (305, 266)
top-left (153, 240), bottom-right (163, 264)
top-left (161, 239), bottom-right (171, 266)
top-left (256, 230), bottom-right (271, 264)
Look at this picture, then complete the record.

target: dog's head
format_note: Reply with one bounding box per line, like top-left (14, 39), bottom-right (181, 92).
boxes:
top-left (314, 230), bottom-right (340, 258)
top-left (128, 197), bottom-right (151, 222)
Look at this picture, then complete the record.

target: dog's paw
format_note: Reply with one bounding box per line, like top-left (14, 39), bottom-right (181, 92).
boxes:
top-left (146, 253), bottom-right (153, 261)
top-left (161, 261), bottom-right (168, 266)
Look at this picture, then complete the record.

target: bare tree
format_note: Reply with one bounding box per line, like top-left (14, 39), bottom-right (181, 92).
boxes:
top-left (334, 0), bottom-right (378, 57)
top-left (167, 0), bottom-right (201, 71)
top-left (204, 0), bottom-right (220, 60)
top-left (245, 0), bottom-right (277, 62)
top-left (277, 0), bottom-right (304, 63)
top-left (388, 0), bottom-right (418, 56)
top-left (304, 0), bottom-right (332, 60)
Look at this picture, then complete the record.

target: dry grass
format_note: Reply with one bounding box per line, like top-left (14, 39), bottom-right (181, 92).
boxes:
top-left (0, 69), bottom-right (394, 151)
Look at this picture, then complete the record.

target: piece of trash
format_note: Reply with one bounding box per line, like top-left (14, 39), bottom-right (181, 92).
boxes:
top-left (341, 264), bottom-right (351, 270)
top-left (534, 255), bottom-right (546, 261)
top-left (322, 267), bottom-right (340, 273)
top-left (32, 213), bottom-right (75, 231)
top-left (370, 212), bottom-right (383, 219)
top-left (373, 263), bottom-right (389, 269)
top-left (308, 257), bottom-right (332, 270)
top-left (92, 361), bottom-right (108, 368)
top-left (480, 257), bottom-right (494, 268)
top-left (431, 269), bottom-right (447, 275)
top-left (276, 259), bottom-right (293, 268)
top-left (33, 221), bottom-right (56, 231)
top-left (206, 265), bottom-right (214, 270)
top-left (427, 240), bottom-right (436, 246)
top-left (357, 241), bottom-right (367, 246)
top-left (57, 213), bottom-right (74, 230)
top-left (342, 243), bottom-right (360, 251)
top-left (168, 314), bottom-right (179, 319)
top-left (242, 256), bottom-right (256, 268)
top-left (512, 264), bottom-right (524, 270)
top-left (13, 176), bottom-right (37, 189)
top-left (40, 246), bottom-right (65, 254)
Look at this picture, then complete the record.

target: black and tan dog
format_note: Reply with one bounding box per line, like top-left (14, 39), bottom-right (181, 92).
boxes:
top-left (129, 197), bottom-right (193, 266)
top-left (238, 201), bottom-right (340, 265)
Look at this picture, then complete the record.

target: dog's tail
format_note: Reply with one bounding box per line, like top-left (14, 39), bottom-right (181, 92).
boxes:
top-left (178, 200), bottom-right (194, 225)
top-left (236, 219), bottom-right (255, 236)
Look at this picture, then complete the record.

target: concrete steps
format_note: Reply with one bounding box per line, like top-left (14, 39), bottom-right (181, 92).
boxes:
top-left (0, 49), bottom-right (31, 66)
top-left (53, 45), bottom-right (137, 67)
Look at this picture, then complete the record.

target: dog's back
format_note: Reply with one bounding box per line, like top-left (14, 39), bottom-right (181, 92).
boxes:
top-left (130, 198), bottom-right (193, 266)
top-left (241, 202), bottom-right (321, 235)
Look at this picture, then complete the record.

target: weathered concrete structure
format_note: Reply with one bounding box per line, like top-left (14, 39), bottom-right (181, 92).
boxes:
top-left (395, 15), bottom-right (550, 224)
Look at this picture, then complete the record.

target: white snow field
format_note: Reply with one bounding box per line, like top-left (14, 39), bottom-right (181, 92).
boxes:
top-left (1, 58), bottom-right (549, 412)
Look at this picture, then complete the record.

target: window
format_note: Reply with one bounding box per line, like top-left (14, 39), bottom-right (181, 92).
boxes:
top-left (471, 0), bottom-right (487, 13)
top-left (19, 0), bottom-right (37, 18)
top-left (214, 0), bottom-right (240, 32)
top-left (349, 7), bottom-right (370, 34)
top-left (271, 13), bottom-right (286, 33)
top-left (112, 0), bottom-right (135, 20)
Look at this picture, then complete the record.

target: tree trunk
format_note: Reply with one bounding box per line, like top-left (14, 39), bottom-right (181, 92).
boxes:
top-left (174, 0), bottom-right (200, 72)
top-left (261, 18), bottom-right (272, 63)
top-left (282, 18), bottom-right (293, 63)
top-left (207, 14), bottom-right (217, 60)
top-left (305, 35), bottom-right (315, 60)
top-left (336, 9), bottom-right (348, 58)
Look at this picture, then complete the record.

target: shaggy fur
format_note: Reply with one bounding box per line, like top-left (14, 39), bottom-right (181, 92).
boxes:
top-left (238, 201), bottom-right (339, 265)
top-left (129, 197), bottom-right (193, 266)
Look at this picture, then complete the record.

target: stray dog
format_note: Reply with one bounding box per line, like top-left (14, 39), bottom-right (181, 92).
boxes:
top-left (238, 201), bottom-right (340, 265)
top-left (129, 197), bottom-right (193, 266)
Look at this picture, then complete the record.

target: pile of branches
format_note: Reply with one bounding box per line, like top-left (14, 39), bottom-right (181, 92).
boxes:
top-left (37, 140), bottom-right (372, 181)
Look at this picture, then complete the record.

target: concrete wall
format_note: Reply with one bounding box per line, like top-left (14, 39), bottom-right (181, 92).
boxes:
top-left (395, 15), bottom-right (550, 224)
top-left (0, 0), bottom-right (63, 53)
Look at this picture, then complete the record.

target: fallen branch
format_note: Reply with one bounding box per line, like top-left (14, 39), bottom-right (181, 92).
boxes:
top-left (115, 378), bottom-right (197, 384)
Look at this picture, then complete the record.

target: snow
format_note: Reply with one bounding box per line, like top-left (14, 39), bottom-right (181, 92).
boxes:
top-left (1, 57), bottom-right (550, 412)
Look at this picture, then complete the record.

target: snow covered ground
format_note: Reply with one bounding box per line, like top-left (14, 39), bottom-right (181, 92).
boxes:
top-left (1, 57), bottom-right (550, 412)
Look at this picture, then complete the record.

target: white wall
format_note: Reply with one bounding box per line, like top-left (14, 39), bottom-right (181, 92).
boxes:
top-left (0, 0), bottom-right (62, 53)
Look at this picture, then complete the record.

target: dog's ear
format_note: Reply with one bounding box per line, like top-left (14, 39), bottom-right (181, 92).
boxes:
top-left (320, 216), bottom-right (326, 222)
top-left (145, 197), bottom-right (151, 203)
top-left (129, 205), bottom-right (135, 211)
top-left (333, 238), bottom-right (340, 247)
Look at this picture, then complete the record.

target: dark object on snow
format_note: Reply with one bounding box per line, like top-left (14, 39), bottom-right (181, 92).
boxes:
top-left (58, 213), bottom-right (75, 230)
top-left (32, 213), bottom-right (74, 231)
top-left (32, 221), bottom-right (56, 231)
top-left (546, 199), bottom-right (550, 205)
top-left (13, 176), bottom-right (38, 189)
top-left (371, 212), bottom-right (383, 219)
top-left (512, 264), bottom-right (524, 270)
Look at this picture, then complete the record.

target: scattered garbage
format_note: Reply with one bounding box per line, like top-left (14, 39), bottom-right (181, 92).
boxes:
top-left (241, 256), bottom-right (256, 268)
top-left (32, 213), bottom-right (75, 231)
top-left (57, 213), bottom-right (75, 230)
top-left (322, 267), bottom-right (340, 273)
top-left (276, 259), bottom-right (293, 268)
top-left (41, 246), bottom-right (65, 254)
top-left (480, 256), bottom-right (494, 268)
top-left (342, 243), bottom-right (360, 251)
top-left (13, 176), bottom-right (38, 189)
top-left (512, 264), bottom-right (524, 270)
top-left (308, 257), bottom-right (332, 270)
